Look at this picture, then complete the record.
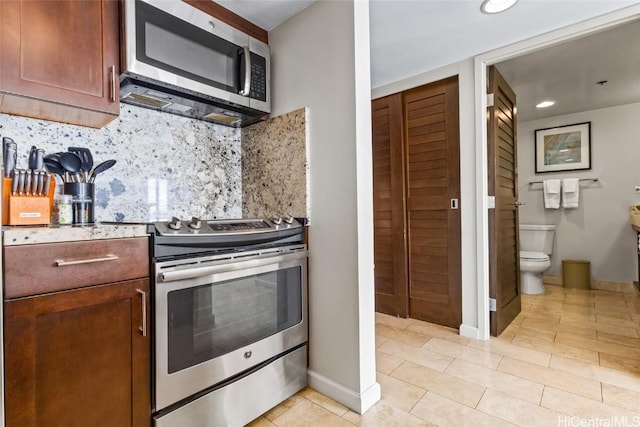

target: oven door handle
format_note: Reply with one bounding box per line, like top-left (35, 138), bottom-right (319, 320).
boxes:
top-left (158, 251), bottom-right (307, 283)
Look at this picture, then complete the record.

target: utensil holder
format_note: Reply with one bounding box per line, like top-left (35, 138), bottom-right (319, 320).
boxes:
top-left (63, 182), bottom-right (95, 225)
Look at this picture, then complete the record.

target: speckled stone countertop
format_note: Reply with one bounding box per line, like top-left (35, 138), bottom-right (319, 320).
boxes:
top-left (2, 223), bottom-right (150, 246)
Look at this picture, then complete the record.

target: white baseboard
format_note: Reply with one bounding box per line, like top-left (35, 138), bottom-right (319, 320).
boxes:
top-left (543, 275), bottom-right (563, 286)
top-left (307, 369), bottom-right (381, 414)
top-left (591, 279), bottom-right (639, 294)
top-left (459, 324), bottom-right (481, 340)
top-left (544, 274), bottom-right (638, 294)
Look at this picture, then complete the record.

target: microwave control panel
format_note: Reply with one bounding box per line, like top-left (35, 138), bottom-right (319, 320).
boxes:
top-left (249, 53), bottom-right (267, 102)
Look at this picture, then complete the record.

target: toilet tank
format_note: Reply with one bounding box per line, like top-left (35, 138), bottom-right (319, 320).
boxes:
top-left (519, 224), bottom-right (556, 255)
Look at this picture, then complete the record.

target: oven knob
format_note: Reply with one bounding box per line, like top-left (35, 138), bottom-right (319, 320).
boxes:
top-left (271, 216), bottom-right (282, 225)
top-left (168, 217), bottom-right (182, 230)
top-left (283, 214), bottom-right (294, 225)
top-left (188, 217), bottom-right (202, 230)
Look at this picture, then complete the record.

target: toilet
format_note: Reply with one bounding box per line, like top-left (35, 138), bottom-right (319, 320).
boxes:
top-left (519, 224), bottom-right (556, 295)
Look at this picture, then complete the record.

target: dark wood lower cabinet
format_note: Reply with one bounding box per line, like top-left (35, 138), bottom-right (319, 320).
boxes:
top-left (3, 279), bottom-right (150, 427)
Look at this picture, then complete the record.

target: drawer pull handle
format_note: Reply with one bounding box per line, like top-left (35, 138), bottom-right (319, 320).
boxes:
top-left (55, 254), bottom-right (119, 266)
top-left (136, 289), bottom-right (147, 337)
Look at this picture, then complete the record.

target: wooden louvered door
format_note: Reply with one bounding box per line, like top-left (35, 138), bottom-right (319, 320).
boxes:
top-left (488, 65), bottom-right (521, 336)
top-left (372, 93), bottom-right (408, 317)
top-left (404, 76), bottom-right (461, 328)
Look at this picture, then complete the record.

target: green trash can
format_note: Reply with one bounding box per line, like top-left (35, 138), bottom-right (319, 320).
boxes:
top-left (562, 260), bottom-right (591, 289)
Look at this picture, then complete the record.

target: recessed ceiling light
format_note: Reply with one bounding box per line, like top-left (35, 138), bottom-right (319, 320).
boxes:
top-left (536, 101), bottom-right (555, 109)
top-left (481, 0), bottom-right (518, 14)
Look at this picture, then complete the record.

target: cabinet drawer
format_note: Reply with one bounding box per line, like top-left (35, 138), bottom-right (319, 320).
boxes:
top-left (4, 237), bottom-right (149, 299)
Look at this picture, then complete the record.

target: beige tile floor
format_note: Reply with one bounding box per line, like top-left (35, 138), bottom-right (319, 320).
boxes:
top-left (248, 285), bottom-right (640, 426)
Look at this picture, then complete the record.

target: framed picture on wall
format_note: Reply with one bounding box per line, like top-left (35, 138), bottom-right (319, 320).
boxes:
top-left (534, 122), bottom-right (591, 173)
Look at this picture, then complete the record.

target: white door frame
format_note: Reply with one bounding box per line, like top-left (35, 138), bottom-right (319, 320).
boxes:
top-left (473, 5), bottom-right (640, 340)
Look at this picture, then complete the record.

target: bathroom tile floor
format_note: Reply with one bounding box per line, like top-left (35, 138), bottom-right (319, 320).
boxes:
top-left (248, 284), bottom-right (640, 426)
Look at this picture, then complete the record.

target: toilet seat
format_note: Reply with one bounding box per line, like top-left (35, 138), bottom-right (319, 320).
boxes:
top-left (520, 251), bottom-right (549, 262)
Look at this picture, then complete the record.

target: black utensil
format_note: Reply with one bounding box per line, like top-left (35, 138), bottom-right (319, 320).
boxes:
top-left (43, 160), bottom-right (66, 181)
top-left (89, 159), bottom-right (116, 183)
top-left (44, 152), bottom-right (62, 160)
top-left (68, 147), bottom-right (93, 181)
top-left (59, 152), bottom-right (82, 182)
top-left (43, 157), bottom-right (62, 169)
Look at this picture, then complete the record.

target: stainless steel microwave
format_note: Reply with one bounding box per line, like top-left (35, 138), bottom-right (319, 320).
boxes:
top-left (120, 0), bottom-right (270, 127)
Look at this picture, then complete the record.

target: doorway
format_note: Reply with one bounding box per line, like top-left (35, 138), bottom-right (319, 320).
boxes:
top-left (475, 9), bottom-right (640, 339)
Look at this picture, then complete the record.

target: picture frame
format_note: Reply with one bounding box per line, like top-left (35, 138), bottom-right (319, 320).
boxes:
top-left (534, 122), bottom-right (591, 173)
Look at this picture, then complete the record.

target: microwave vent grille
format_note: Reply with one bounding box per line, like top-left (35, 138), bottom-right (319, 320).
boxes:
top-left (203, 112), bottom-right (241, 125)
top-left (122, 92), bottom-right (172, 109)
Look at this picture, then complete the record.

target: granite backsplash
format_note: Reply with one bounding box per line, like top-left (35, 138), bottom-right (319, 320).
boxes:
top-left (241, 108), bottom-right (307, 219)
top-left (1, 105), bottom-right (307, 223)
top-left (0, 104), bottom-right (242, 222)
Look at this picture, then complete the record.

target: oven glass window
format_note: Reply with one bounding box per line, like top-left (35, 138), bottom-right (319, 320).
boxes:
top-left (167, 266), bottom-right (303, 374)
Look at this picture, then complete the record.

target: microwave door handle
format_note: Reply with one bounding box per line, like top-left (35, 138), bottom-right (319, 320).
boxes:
top-left (239, 46), bottom-right (251, 97)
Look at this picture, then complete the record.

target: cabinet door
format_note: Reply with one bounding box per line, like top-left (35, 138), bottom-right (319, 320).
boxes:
top-left (0, 0), bottom-right (119, 126)
top-left (4, 279), bottom-right (150, 427)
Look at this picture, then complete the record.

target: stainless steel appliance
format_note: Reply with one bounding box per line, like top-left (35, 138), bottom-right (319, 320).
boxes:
top-left (120, 0), bottom-right (270, 127)
top-left (150, 217), bottom-right (307, 426)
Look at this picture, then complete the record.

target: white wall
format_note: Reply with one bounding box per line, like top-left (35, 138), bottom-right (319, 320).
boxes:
top-left (373, 5), bottom-right (640, 339)
top-left (518, 103), bottom-right (640, 283)
top-left (269, 0), bottom-right (380, 413)
top-left (371, 60), bottom-right (480, 338)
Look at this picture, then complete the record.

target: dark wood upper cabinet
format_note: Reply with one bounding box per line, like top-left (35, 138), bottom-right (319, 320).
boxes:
top-left (0, 0), bottom-right (120, 128)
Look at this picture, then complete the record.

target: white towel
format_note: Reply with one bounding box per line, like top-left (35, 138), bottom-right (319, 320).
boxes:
top-left (562, 178), bottom-right (580, 208)
top-left (543, 179), bottom-right (561, 209)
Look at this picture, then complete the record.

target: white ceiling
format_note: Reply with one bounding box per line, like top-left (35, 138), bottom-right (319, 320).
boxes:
top-left (215, 0), bottom-right (640, 121)
top-left (214, 0), bottom-right (315, 31)
top-left (368, 0), bottom-right (638, 88)
top-left (496, 18), bottom-right (640, 122)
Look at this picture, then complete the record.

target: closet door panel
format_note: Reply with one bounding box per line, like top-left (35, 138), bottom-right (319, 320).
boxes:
top-left (404, 76), bottom-right (461, 328)
top-left (372, 94), bottom-right (408, 317)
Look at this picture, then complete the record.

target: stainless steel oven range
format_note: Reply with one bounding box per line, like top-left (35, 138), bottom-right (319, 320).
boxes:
top-left (149, 217), bottom-right (308, 426)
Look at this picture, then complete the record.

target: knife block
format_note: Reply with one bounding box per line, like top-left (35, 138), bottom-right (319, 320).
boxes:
top-left (8, 196), bottom-right (50, 225)
top-left (2, 178), bottom-right (11, 225)
top-left (2, 176), bottom-right (56, 225)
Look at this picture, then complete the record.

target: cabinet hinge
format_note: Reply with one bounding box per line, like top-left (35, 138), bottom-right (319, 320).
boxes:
top-left (489, 298), bottom-right (497, 312)
top-left (486, 93), bottom-right (494, 108)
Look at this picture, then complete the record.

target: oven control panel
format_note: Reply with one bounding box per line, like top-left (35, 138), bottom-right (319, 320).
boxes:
top-left (208, 220), bottom-right (270, 232)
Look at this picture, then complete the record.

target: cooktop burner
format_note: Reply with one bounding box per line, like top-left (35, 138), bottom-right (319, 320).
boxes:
top-left (153, 216), bottom-right (301, 236)
top-left (150, 216), bottom-right (306, 260)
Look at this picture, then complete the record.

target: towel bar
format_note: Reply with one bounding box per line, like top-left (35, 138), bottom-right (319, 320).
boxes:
top-left (528, 178), bottom-right (598, 185)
